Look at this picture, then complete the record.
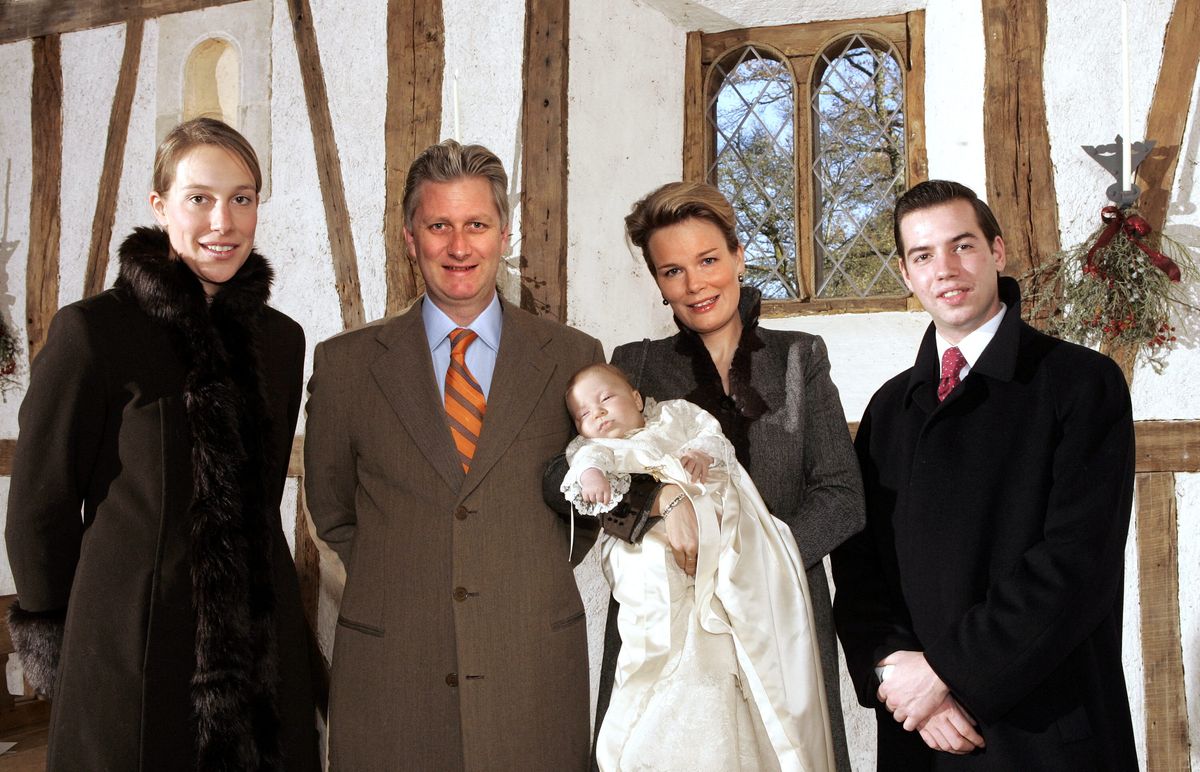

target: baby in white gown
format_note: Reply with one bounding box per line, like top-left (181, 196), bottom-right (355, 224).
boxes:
top-left (562, 363), bottom-right (834, 772)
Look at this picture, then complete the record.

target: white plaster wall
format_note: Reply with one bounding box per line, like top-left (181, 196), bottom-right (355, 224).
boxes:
top-left (58, 25), bottom-right (126, 310)
top-left (442, 0), bottom-right (526, 299)
top-left (922, 0), bottom-right (986, 193)
top-left (258, 0), bottom-right (344, 426)
top-left (108, 21), bottom-right (160, 292)
top-left (566, 0), bottom-right (688, 714)
top-left (0, 40), bottom-right (32, 437)
top-left (307, 0), bottom-right (388, 323)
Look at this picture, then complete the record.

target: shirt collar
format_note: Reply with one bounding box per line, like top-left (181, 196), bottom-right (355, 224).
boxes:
top-left (422, 293), bottom-right (503, 353)
top-left (935, 302), bottom-right (1007, 368)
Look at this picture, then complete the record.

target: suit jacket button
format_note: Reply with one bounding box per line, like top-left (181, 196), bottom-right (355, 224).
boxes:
top-left (453, 586), bottom-right (469, 602)
top-left (454, 506), bottom-right (469, 520)
top-left (446, 673), bottom-right (458, 687)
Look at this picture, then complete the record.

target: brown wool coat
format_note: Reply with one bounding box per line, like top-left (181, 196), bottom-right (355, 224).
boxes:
top-left (5, 229), bottom-right (319, 771)
top-left (305, 297), bottom-right (604, 771)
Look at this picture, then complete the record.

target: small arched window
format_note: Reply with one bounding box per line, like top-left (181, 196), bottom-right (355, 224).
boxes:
top-left (811, 34), bottom-right (907, 298)
top-left (183, 37), bottom-right (240, 127)
top-left (709, 46), bottom-right (798, 299)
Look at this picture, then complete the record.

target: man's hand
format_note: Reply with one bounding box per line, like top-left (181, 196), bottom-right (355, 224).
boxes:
top-left (680, 450), bottom-right (714, 484)
top-left (877, 651), bottom-right (950, 730)
top-left (917, 695), bottom-right (985, 755)
top-left (658, 484), bottom-right (698, 576)
top-left (579, 468), bottom-right (612, 505)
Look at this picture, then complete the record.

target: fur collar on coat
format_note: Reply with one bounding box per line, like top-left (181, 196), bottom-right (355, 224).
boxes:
top-left (670, 286), bottom-right (768, 466)
top-left (9, 226), bottom-right (284, 770)
top-left (119, 226), bottom-right (282, 770)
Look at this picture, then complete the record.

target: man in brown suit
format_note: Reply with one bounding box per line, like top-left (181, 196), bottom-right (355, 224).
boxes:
top-left (305, 140), bottom-right (603, 770)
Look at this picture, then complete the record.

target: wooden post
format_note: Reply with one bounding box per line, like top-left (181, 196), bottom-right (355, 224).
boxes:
top-left (519, 0), bottom-right (569, 320)
top-left (682, 31), bottom-right (705, 183)
top-left (1136, 0), bottom-right (1200, 234)
top-left (0, 0), bottom-right (245, 45)
top-left (84, 19), bottom-right (143, 298)
top-left (980, 0), bottom-right (1060, 280)
top-left (383, 0), bottom-right (443, 316)
top-left (1134, 473), bottom-right (1191, 771)
top-left (27, 35), bottom-right (62, 362)
top-left (287, 0), bottom-right (365, 330)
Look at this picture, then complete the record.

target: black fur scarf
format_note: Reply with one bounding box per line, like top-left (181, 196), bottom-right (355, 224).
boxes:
top-left (116, 226), bottom-right (282, 771)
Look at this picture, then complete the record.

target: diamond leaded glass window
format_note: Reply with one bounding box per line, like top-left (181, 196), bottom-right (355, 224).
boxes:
top-left (709, 47), bottom-right (798, 299)
top-left (693, 14), bottom-right (924, 310)
top-left (811, 35), bottom-right (907, 298)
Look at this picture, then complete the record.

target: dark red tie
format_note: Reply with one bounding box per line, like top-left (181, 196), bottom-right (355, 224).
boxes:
top-left (938, 346), bottom-right (966, 402)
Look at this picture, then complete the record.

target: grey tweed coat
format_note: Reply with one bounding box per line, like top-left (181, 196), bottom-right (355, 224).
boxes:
top-left (604, 287), bottom-right (864, 771)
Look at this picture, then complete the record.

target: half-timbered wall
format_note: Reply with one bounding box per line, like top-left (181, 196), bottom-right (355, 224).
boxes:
top-left (0, 0), bottom-right (1197, 768)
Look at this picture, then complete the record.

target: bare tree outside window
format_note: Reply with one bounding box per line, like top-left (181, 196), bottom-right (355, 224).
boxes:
top-left (812, 35), bottom-right (907, 298)
top-left (709, 47), bottom-right (798, 299)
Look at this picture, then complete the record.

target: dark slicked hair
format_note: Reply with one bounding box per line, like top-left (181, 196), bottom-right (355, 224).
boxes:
top-left (893, 180), bottom-right (1003, 257)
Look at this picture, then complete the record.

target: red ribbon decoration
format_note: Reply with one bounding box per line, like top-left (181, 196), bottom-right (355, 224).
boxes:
top-left (1085, 205), bottom-right (1181, 282)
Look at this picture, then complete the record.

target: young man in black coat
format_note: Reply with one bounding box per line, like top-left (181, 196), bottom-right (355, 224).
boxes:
top-left (833, 180), bottom-right (1138, 770)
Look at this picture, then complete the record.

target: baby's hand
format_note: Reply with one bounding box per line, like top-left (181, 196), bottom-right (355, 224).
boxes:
top-left (580, 467), bottom-right (612, 505)
top-left (681, 450), bottom-right (714, 484)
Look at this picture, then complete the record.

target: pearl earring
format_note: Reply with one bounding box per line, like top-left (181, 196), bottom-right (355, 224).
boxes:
top-left (737, 273), bottom-right (745, 283)
top-left (662, 298), bottom-right (669, 306)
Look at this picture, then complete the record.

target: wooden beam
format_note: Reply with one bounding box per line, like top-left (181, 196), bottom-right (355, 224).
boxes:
top-left (84, 19), bottom-right (143, 299)
top-left (682, 31), bottom-right (705, 183)
top-left (286, 0), bottom-right (365, 330)
top-left (903, 11), bottom-right (928, 184)
top-left (980, 0), bottom-right (1060, 279)
top-left (1136, 0), bottom-right (1200, 233)
top-left (1134, 472), bottom-right (1190, 771)
top-left (27, 35), bottom-right (62, 363)
top-left (519, 0), bottom-right (569, 320)
top-left (1134, 419), bottom-right (1200, 473)
top-left (383, 0), bottom-right (443, 317)
top-left (699, 15), bottom-right (909, 64)
top-left (0, 0), bottom-right (245, 46)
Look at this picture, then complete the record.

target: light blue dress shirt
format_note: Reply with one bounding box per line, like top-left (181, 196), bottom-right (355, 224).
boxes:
top-left (423, 294), bottom-right (503, 399)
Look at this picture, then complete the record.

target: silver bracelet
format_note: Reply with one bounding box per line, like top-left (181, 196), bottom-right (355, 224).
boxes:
top-left (660, 492), bottom-right (687, 519)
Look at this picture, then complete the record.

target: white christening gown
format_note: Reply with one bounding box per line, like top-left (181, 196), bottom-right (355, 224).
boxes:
top-left (562, 399), bottom-right (835, 772)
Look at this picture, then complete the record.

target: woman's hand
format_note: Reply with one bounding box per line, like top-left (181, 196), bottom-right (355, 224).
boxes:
top-left (580, 467), bottom-right (612, 505)
top-left (658, 484), bottom-right (698, 576)
top-left (680, 450), bottom-right (714, 484)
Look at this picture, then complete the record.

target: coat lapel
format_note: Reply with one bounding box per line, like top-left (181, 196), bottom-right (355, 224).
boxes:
top-left (369, 303), bottom-right (464, 492)
top-left (458, 300), bottom-right (556, 500)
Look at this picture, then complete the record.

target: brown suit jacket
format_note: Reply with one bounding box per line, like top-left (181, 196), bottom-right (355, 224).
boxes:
top-left (305, 296), bottom-right (604, 771)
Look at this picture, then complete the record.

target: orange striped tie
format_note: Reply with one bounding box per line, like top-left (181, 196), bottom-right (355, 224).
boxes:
top-left (445, 328), bottom-right (486, 473)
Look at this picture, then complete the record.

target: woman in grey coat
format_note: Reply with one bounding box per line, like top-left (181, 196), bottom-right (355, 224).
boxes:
top-left (592, 181), bottom-right (864, 770)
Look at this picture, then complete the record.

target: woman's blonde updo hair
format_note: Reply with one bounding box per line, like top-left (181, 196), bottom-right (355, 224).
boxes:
top-left (624, 181), bottom-right (740, 273)
top-left (152, 117), bottom-right (263, 195)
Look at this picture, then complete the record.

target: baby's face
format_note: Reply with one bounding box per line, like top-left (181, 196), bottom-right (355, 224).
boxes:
top-left (567, 370), bottom-right (645, 439)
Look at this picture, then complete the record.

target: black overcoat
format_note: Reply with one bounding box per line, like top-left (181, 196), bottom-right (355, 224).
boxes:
top-left (832, 278), bottom-right (1137, 770)
top-left (5, 228), bottom-right (320, 771)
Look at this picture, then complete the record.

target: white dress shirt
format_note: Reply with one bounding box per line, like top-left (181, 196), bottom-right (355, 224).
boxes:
top-left (935, 302), bottom-right (1008, 380)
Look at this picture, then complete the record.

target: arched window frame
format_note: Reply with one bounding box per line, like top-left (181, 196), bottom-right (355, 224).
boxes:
top-left (686, 11), bottom-right (927, 315)
top-left (182, 34), bottom-right (243, 128)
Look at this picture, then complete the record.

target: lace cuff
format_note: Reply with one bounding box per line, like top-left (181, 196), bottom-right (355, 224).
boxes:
top-left (562, 472), bottom-right (631, 517)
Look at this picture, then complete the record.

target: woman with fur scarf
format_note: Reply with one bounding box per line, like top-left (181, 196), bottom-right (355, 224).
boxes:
top-left (4, 118), bottom-right (319, 771)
